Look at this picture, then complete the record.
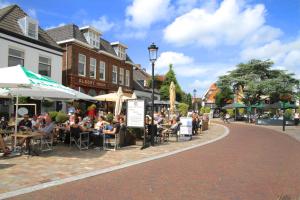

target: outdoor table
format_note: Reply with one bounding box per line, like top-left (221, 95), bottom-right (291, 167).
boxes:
top-left (11, 131), bottom-right (43, 155)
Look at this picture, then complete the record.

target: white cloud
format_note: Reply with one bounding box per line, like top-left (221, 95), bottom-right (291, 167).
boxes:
top-left (0, 0), bottom-right (10, 8)
top-left (156, 51), bottom-right (194, 69)
top-left (241, 38), bottom-right (300, 76)
top-left (44, 23), bottom-right (66, 30)
top-left (28, 8), bottom-right (37, 18)
top-left (118, 30), bottom-right (147, 40)
top-left (89, 16), bottom-right (115, 33)
top-left (164, 0), bottom-right (280, 47)
top-left (125, 0), bottom-right (173, 29)
top-left (189, 80), bottom-right (213, 89)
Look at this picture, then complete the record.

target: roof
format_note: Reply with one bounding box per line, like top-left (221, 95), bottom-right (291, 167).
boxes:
top-left (0, 5), bottom-right (62, 51)
top-left (203, 83), bottom-right (220, 104)
top-left (46, 24), bottom-right (88, 44)
top-left (47, 24), bottom-right (134, 62)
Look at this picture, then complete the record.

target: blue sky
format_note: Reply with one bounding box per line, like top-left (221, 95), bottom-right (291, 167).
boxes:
top-left (1, 0), bottom-right (300, 97)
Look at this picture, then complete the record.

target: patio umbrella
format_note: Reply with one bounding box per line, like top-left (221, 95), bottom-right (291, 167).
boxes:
top-left (130, 91), bottom-right (137, 100)
top-left (114, 87), bottom-right (123, 116)
top-left (0, 65), bottom-right (94, 149)
top-left (222, 102), bottom-right (246, 109)
top-left (169, 81), bottom-right (176, 114)
top-left (94, 91), bottom-right (131, 102)
top-left (251, 102), bottom-right (266, 109)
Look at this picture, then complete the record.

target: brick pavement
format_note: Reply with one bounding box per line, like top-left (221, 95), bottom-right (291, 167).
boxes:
top-left (0, 123), bottom-right (225, 196)
top-left (8, 121), bottom-right (300, 200)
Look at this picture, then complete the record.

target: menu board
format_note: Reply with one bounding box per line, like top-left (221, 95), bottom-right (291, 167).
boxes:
top-left (127, 100), bottom-right (145, 128)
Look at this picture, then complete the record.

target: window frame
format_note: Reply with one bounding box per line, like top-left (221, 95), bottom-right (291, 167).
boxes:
top-left (38, 55), bottom-right (51, 77)
top-left (78, 54), bottom-right (86, 77)
top-left (89, 57), bottom-right (96, 79)
top-left (8, 47), bottom-right (24, 67)
top-left (125, 69), bottom-right (130, 87)
top-left (119, 68), bottom-right (124, 85)
top-left (99, 61), bottom-right (106, 81)
top-left (112, 65), bottom-right (118, 84)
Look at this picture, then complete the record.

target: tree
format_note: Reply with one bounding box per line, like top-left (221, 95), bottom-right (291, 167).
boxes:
top-left (182, 92), bottom-right (193, 109)
top-left (215, 87), bottom-right (234, 108)
top-left (217, 59), bottom-right (299, 105)
top-left (159, 64), bottom-right (183, 101)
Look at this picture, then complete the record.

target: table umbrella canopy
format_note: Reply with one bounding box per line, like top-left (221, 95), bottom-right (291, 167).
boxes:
top-left (0, 65), bottom-right (94, 101)
top-left (222, 102), bottom-right (246, 109)
top-left (114, 87), bottom-right (123, 116)
top-left (94, 91), bottom-right (132, 102)
top-left (251, 102), bottom-right (266, 109)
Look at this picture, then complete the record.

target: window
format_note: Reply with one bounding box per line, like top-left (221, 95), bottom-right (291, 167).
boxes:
top-left (112, 65), bottom-right (118, 84)
top-left (119, 47), bottom-right (126, 60)
top-left (99, 61), bottom-right (106, 80)
top-left (39, 56), bottom-right (51, 77)
top-left (119, 68), bottom-right (124, 85)
top-left (125, 70), bottom-right (130, 87)
top-left (83, 30), bottom-right (100, 49)
top-left (8, 48), bottom-right (24, 67)
top-left (90, 58), bottom-right (96, 79)
top-left (78, 54), bottom-right (86, 76)
top-left (18, 16), bottom-right (38, 39)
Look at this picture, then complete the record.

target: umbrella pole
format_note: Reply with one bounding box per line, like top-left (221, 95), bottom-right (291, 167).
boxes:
top-left (14, 91), bottom-right (19, 150)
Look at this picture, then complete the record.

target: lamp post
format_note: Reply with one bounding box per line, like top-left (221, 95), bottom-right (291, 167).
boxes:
top-left (281, 80), bottom-right (289, 131)
top-left (193, 89), bottom-right (197, 112)
top-left (148, 42), bottom-right (158, 146)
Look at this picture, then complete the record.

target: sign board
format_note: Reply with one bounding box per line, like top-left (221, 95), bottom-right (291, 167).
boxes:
top-left (17, 107), bottom-right (28, 116)
top-left (179, 117), bottom-right (193, 136)
top-left (127, 100), bottom-right (145, 128)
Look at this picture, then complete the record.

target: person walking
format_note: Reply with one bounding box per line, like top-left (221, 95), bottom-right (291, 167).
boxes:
top-left (294, 111), bottom-right (299, 126)
top-left (225, 113), bottom-right (230, 123)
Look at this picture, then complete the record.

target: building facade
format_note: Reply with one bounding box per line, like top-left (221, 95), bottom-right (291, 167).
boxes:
top-left (47, 24), bottom-right (134, 96)
top-left (0, 5), bottom-right (63, 83)
top-left (133, 64), bottom-right (160, 100)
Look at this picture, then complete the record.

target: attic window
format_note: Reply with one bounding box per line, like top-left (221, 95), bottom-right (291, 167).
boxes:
top-left (18, 16), bottom-right (38, 39)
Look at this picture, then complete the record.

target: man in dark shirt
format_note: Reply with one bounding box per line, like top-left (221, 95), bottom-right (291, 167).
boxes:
top-left (18, 114), bottom-right (32, 131)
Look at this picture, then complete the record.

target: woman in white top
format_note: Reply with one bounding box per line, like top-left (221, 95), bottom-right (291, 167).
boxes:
top-left (294, 112), bottom-right (299, 126)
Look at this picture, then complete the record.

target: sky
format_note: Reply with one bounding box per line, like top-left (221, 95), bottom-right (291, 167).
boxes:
top-left (1, 0), bottom-right (300, 97)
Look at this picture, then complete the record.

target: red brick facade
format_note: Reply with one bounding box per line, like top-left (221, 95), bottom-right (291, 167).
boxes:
top-left (61, 42), bottom-right (133, 96)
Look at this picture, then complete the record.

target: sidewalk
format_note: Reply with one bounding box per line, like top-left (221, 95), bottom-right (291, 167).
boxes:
top-left (0, 123), bottom-right (227, 195)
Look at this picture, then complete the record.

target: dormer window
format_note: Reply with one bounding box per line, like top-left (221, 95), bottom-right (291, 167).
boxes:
top-left (111, 42), bottom-right (127, 60)
top-left (18, 16), bottom-right (38, 39)
top-left (80, 26), bottom-right (101, 49)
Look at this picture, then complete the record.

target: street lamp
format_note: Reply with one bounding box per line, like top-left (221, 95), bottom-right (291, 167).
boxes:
top-left (193, 89), bottom-right (197, 112)
top-left (281, 80), bottom-right (289, 131)
top-left (148, 42), bottom-right (158, 146)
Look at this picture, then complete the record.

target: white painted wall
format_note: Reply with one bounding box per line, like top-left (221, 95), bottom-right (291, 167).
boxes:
top-left (0, 32), bottom-right (63, 83)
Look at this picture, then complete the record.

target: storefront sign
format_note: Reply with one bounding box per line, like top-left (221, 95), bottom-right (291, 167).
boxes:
top-left (77, 77), bottom-right (106, 88)
top-left (127, 100), bottom-right (145, 128)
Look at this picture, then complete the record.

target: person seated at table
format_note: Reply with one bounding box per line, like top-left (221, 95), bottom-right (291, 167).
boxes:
top-left (37, 115), bottom-right (55, 137)
top-left (0, 134), bottom-right (10, 156)
top-left (94, 116), bottom-right (108, 133)
top-left (18, 114), bottom-right (32, 131)
top-left (31, 115), bottom-right (40, 131)
top-left (103, 116), bottom-right (121, 136)
top-left (69, 116), bottom-right (87, 140)
top-left (162, 117), bottom-right (179, 135)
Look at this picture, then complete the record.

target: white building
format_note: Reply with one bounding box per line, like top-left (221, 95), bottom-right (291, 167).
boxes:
top-left (0, 5), bottom-right (63, 83)
top-left (0, 5), bottom-right (63, 116)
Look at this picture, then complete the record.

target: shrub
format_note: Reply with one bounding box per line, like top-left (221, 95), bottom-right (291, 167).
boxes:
top-left (55, 111), bottom-right (69, 123)
top-left (226, 109), bottom-right (234, 117)
top-left (48, 111), bottom-right (58, 121)
top-left (106, 113), bottom-right (114, 123)
top-left (204, 107), bottom-right (211, 113)
top-left (178, 103), bottom-right (189, 116)
top-left (284, 109), bottom-right (293, 120)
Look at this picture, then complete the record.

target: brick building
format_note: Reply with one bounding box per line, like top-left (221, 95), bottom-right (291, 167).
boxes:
top-left (47, 24), bottom-right (134, 96)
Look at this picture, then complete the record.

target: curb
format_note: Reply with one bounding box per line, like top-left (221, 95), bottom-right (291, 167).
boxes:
top-left (0, 123), bottom-right (230, 200)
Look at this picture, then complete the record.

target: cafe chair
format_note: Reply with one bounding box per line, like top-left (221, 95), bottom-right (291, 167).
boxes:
top-left (70, 127), bottom-right (89, 150)
top-left (40, 132), bottom-right (54, 152)
top-left (103, 132), bottom-right (119, 151)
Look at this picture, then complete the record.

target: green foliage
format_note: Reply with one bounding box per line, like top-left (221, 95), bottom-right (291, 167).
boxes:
top-left (215, 87), bottom-right (233, 108)
top-left (178, 103), bottom-right (189, 116)
top-left (200, 107), bottom-right (211, 114)
top-left (18, 97), bottom-right (29, 104)
top-left (217, 59), bottom-right (300, 105)
top-left (55, 111), bottom-right (69, 123)
top-left (106, 113), bottom-right (114, 123)
top-left (159, 64), bottom-right (183, 101)
top-left (238, 108), bottom-right (245, 115)
top-left (284, 109), bottom-right (293, 120)
top-left (226, 109), bottom-right (234, 117)
top-left (181, 93), bottom-right (193, 109)
top-left (48, 111), bottom-right (58, 121)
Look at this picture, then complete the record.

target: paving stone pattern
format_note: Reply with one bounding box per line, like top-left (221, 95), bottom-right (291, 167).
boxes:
top-left (0, 124), bottom-right (224, 194)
